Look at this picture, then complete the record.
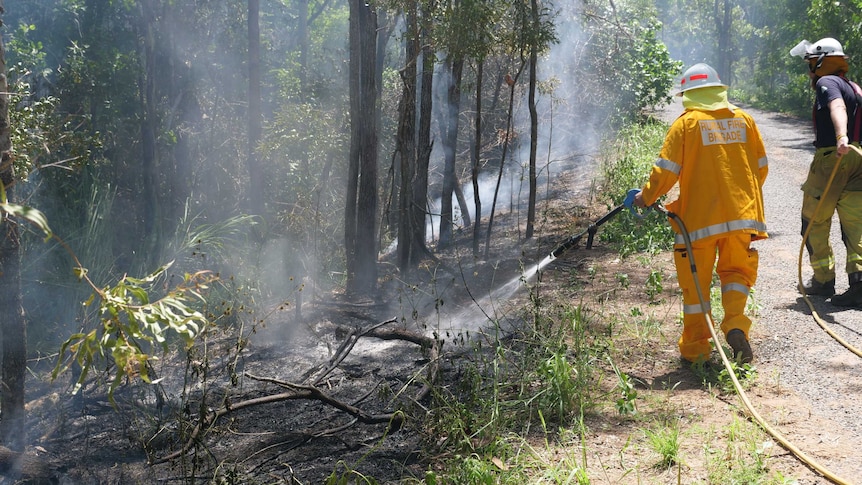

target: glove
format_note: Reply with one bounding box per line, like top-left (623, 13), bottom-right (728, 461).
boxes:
top-left (623, 189), bottom-right (641, 210)
top-left (624, 188), bottom-right (645, 219)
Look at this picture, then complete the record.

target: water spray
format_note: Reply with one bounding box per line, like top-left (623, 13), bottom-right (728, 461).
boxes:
top-left (450, 191), bottom-right (635, 334)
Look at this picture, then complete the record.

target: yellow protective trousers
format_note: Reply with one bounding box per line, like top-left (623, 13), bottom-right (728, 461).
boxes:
top-left (801, 145), bottom-right (862, 285)
top-left (674, 233), bottom-right (759, 363)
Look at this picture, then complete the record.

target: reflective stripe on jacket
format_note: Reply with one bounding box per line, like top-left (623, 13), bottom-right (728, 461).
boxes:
top-left (641, 107), bottom-right (769, 246)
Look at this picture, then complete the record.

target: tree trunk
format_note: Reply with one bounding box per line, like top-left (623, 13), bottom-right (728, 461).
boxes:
top-left (376, 10), bottom-right (395, 245)
top-left (345, 19), bottom-right (360, 290)
top-left (298, 0), bottom-right (309, 94)
top-left (165, 7), bottom-right (197, 224)
top-left (715, 0), bottom-right (732, 84)
top-left (356, 4), bottom-right (379, 293)
top-left (454, 176), bottom-right (471, 228)
top-left (396, 4), bottom-right (419, 272)
top-left (248, 0), bottom-right (264, 216)
top-left (0, 8), bottom-right (27, 450)
top-left (0, 204), bottom-right (24, 454)
top-left (139, 0), bottom-right (160, 269)
top-left (526, 0), bottom-right (540, 239)
top-left (413, 18), bottom-right (433, 253)
top-left (345, 0), bottom-right (379, 296)
top-left (471, 60), bottom-right (483, 258)
top-left (484, 64), bottom-right (522, 259)
top-left (439, 56), bottom-right (463, 249)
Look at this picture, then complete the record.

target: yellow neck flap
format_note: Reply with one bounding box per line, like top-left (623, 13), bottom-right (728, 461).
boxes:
top-left (682, 86), bottom-right (737, 112)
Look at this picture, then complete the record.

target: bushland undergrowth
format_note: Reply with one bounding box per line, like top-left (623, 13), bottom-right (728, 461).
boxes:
top-left (399, 116), bottom-right (791, 485)
top-left (30, 115), bottom-right (791, 484)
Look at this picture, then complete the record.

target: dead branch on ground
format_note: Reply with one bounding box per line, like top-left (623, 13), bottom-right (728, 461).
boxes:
top-left (151, 318), bottom-right (441, 465)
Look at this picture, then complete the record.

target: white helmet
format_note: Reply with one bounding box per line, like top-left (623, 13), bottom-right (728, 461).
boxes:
top-left (790, 37), bottom-right (847, 59)
top-left (677, 63), bottom-right (727, 95)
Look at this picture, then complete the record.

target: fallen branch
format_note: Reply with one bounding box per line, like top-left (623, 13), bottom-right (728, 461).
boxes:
top-left (299, 317), bottom-right (397, 385)
top-left (241, 374), bottom-right (401, 424)
top-left (150, 377), bottom-right (398, 465)
top-left (364, 326), bottom-right (441, 401)
top-left (151, 319), bottom-right (441, 465)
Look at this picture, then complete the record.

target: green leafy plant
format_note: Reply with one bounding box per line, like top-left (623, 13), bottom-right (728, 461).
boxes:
top-left (645, 269), bottom-right (664, 301)
top-left (705, 415), bottom-right (782, 484)
top-left (536, 348), bottom-right (578, 422)
top-left (442, 453), bottom-right (526, 485)
top-left (582, 4), bottom-right (681, 124)
top-left (1, 179), bottom-right (220, 401)
top-left (53, 263), bottom-right (211, 400)
top-left (626, 306), bottom-right (664, 343)
top-left (596, 120), bottom-right (676, 257)
top-left (747, 287), bottom-right (761, 315)
top-left (616, 272), bottom-right (630, 289)
top-left (0, 177), bottom-right (254, 403)
top-left (717, 361), bottom-right (757, 394)
top-left (609, 356), bottom-right (638, 415)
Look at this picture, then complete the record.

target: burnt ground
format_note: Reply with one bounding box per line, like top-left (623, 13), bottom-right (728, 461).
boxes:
top-left (8, 98), bottom-right (862, 484)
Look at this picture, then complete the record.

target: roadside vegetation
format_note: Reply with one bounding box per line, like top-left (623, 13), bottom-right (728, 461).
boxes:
top-left (400, 118), bottom-right (789, 484)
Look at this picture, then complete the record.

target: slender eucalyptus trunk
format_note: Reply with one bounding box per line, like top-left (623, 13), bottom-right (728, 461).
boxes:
top-left (139, 0), bottom-right (160, 269)
top-left (484, 64), bottom-right (523, 259)
top-left (396, 4), bottom-right (419, 272)
top-left (248, 0), bottom-right (264, 216)
top-left (715, 0), bottom-right (732, 84)
top-left (0, 6), bottom-right (26, 449)
top-left (414, 21), bottom-right (433, 252)
top-left (471, 60), bottom-right (483, 257)
top-left (439, 56), bottom-right (463, 249)
top-left (526, 0), bottom-right (540, 239)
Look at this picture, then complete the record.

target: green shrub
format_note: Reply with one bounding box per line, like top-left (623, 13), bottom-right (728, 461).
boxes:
top-left (598, 119), bottom-right (676, 256)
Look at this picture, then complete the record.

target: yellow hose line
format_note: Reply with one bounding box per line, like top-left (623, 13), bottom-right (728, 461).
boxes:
top-left (703, 310), bottom-right (852, 485)
top-left (798, 143), bottom-right (862, 359)
top-left (654, 206), bottom-right (853, 485)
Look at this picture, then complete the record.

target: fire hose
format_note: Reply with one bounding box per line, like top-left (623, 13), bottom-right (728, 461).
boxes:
top-left (547, 187), bottom-right (854, 483)
top-left (645, 201), bottom-right (852, 485)
top-left (547, 203), bottom-right (626, 259)
top-left (797, 143), bottom-right (862, 361)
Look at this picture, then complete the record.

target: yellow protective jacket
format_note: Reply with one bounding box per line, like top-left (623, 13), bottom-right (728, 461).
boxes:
top-left (641, 107), bottom-right (769, 247)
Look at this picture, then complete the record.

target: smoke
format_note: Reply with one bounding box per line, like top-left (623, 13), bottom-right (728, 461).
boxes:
top-left (404, 0), bottom-right (620, 336)
top-left (16, 0), bottom-right (617, 352)
top-left (422, 0), bottom-right (608, 247)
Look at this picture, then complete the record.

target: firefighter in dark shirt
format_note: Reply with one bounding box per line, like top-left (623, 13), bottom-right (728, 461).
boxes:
top-left (792, 37), bottom-right (862, 306)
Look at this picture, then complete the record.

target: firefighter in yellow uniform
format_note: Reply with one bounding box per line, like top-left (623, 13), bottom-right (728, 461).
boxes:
top-left (632, 63), bottom-right (768, 364)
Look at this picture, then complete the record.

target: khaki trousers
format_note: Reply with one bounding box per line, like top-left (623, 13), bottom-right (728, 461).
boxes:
top-left (801, 145), bottom-right (862, 285)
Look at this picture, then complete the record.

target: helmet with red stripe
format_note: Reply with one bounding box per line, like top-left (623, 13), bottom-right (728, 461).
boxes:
top-left (677, 63), bottom-right (727, 95)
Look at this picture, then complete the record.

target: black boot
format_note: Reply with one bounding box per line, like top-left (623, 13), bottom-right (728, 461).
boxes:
top-left (726, 329), bottom-right (753, 364)
top-left (800, 277), bottom-right (835, 297)
top-left (831, 282), bottom-right (862, 307)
